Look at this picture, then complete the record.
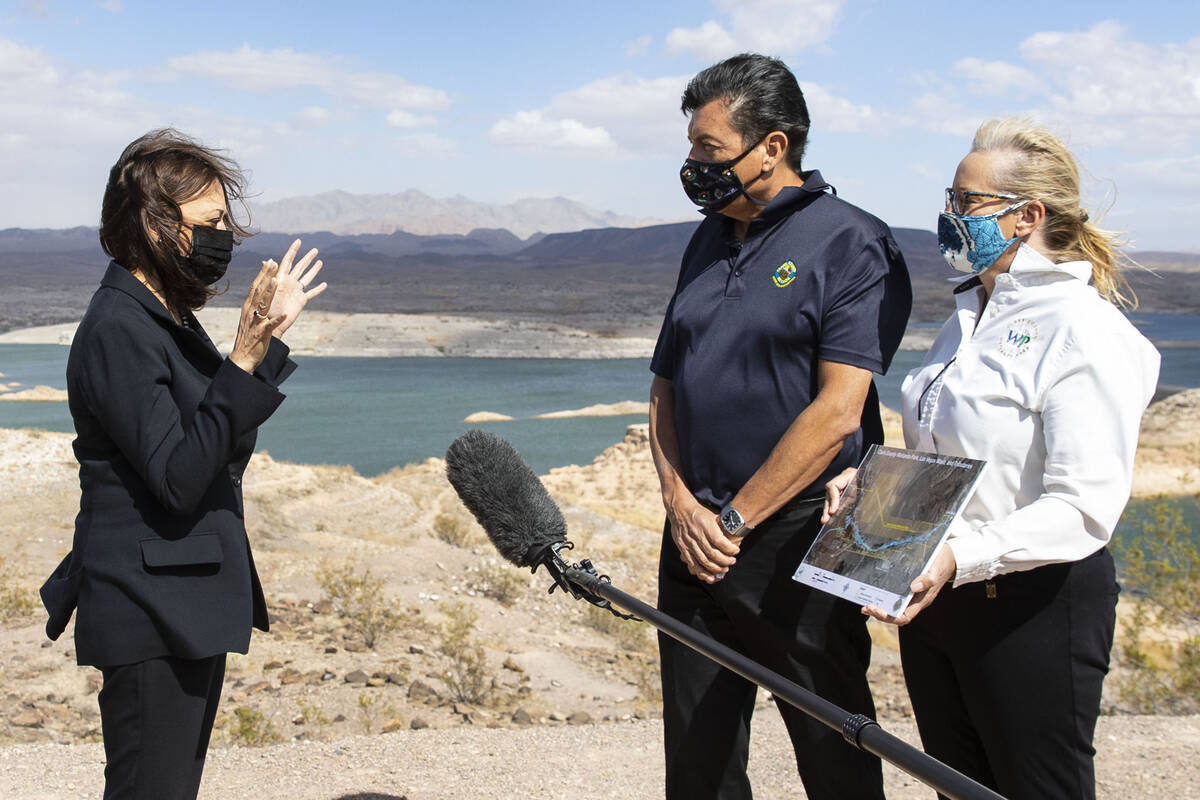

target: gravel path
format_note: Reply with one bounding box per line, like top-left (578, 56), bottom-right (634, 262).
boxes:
top-left (2, 713), bottom-right (1196, 799)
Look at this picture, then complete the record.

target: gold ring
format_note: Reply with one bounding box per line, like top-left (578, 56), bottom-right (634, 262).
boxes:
top-left (253, 308), bottom-right (268, 320)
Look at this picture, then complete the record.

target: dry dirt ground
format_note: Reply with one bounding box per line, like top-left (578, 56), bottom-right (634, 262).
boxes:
top-left (1, 398), bottom-right (1198, 799)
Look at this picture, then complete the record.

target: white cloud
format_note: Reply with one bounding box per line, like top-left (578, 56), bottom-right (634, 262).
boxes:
top-left (907, 92), bottom-right (991, 138)
top-left (1123, 154), bottom-right (1200, 192)
top-left (667, 0), bottom-right (845, 59)
top-left (489, 110), bottom-right (621, 155)
top-left (385, 109), bottom-right (437, 129)
top-left (96, 0), bottom-right (123, 12)
top-left (549, 74), bottom-right (687, 120)
top-left (531, 74), bottom-right (689, 156)
top-left (504, 71), bottom-right (895, 159)
top-left (296, 106), bottom-right (330, 123)
top-left (0, 37), bottom-right (141, 142)
top-left (799, 82), bottom-right (905, 134)
top-left (1020, 22), bottom-right (1200, 120)
top-left (166, 45), bottom-right (451, 111)
top-left (393, 132), bottom-right (457, 155)
top-left (901, 23), bottom-right (1200, 156)
top-left (666, 21), bottom-right (739, 60)
top-left (625, 35), bottom-right (652, 59)
top-left (952, 57), bottom-right (1041, 96)
top-left (0, 37), bottom-right (59, 87)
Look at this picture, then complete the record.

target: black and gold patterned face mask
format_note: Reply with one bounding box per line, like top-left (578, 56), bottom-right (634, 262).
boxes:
top-left (679, 141), bottom-right (761, 211)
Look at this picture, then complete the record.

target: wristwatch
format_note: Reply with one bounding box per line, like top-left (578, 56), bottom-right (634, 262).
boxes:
top-left (719, 504), bottom-right (750, 538)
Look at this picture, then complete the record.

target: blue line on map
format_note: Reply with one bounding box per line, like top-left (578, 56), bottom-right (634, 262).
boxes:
top-left (844, 514), bottom-right (940, 553)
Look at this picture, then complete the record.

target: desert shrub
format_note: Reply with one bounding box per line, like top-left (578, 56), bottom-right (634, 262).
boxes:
top-left (629, 651), bottom-right (663, 705)
top-left (433, 512), bottom-right (480, 548)
top-left (438, 600), bottom-right (492, 705)
top-left (583, 604), bottom-right (660, 703)
top-left (316, 563), bottom-right (402, 649)
top-left (356, 692), bottom-right (396, 734)
top-left (1112, 498), bottom-right (1200, 714)
top-left (228, 705), bottom-right (282, 747)
top-left (0, 555), bottom-right (37, 621)
top-left (295, 698), bottom-right (331, 727)
top-left (583, 603), bottom-right (653, 653)
top-left (466, 560), bottom-right (527, 607)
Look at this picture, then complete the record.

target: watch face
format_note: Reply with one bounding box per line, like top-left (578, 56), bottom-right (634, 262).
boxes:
top-left (721, 507), bottom-right (744, 533)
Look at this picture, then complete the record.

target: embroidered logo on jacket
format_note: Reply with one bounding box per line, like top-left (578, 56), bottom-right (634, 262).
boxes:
top-left (998, 318), bottom-right (1038, 357)
top-left (772, 260), bottom-right (797, 287)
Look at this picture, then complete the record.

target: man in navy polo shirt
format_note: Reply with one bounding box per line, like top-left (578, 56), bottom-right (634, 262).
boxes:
top-left (649, 54), bottom-right (911, 800)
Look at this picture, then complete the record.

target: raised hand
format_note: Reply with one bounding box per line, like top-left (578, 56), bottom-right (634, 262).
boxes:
top-left (229, 259), bottom-right (283, 373)
top-left (266, 238), bottom-right (327, 338)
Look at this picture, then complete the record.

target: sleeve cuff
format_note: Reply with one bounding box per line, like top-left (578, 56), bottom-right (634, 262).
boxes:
top-left (214, 357), bottom-right (286, 432)
top-left (947, 528), bottom-right (1003, 587)
top-left (816, 346), bottom-right (883, 374)
top-left (255, 337), bottom-right (297, 387)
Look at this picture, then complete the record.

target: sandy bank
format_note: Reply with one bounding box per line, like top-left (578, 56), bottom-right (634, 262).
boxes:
top-left (0, 310), bottom-right (658, 359)
top-left (0, 310), bottom-right (938, 358)
top-left (462, 411), bottom-right (514, 422)
top-left (0, 385), bottom-right (67, 402)
top-left (535, 401), bottom-right (648, 418)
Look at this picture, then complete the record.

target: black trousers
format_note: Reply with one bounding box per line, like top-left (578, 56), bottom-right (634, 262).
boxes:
top-left (899, 548), bottom-right (1118, 800)
top-left (98, 653), bottom-right (227, 800)
top-left (657, 499), bottom-right (884, 800)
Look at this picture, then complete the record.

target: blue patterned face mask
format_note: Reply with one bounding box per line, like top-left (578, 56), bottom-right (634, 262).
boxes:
top-left (937, 200), bottom-right (1028, 274)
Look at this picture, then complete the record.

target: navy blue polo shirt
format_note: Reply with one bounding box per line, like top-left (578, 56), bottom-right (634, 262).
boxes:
top-left (650, 170), bottom-right (911, 509)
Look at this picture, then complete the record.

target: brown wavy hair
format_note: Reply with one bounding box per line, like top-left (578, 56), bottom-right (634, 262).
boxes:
top-left (971, 118), bottom-right (1136, 308)
top-left (99, 128), bottom-right (252, 315)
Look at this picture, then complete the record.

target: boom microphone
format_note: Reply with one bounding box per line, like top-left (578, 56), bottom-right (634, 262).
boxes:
top-left (444, 430), bottom-right (623, 610)
top-left (444, 430), bottom-right (567, 567)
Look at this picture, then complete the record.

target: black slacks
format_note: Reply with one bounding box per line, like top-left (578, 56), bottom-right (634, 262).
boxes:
top-left (98, 653), bottom-right (227, 800)
top-left (899, 548), bottom-right (1118, 800)
top-left (657, 499), bottom-right (884, 800)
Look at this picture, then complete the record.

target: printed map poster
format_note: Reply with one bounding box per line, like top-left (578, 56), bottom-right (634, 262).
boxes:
top-left (792, 445), bottom-right (985, 615)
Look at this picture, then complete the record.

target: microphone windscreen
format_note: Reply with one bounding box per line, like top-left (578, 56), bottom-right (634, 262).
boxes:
top-left (445, 430), bottom-right (567, 567)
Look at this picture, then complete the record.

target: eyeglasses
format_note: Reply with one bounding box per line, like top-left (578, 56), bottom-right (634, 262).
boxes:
top-left (945, 188), bottom-right (1024, 215)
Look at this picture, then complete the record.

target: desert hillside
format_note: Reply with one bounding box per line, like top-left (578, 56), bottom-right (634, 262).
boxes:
top-left (0, 395), bottom-right (1197, 797)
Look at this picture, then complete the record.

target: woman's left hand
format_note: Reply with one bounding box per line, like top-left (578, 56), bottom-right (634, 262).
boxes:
top-left (267, 238), bottom-right (327, 338)
top-left (862, 544), bottom-right (957, 626)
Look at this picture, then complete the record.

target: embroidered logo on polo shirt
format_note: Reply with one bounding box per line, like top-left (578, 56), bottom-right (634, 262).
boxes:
top-left (997, 318), bottom-right (1038, 357)
top-left (772, 260), bottom-right (797, 287)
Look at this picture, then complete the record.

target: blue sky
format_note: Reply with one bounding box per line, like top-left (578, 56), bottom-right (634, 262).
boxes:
top-left (2, 0), bottom-right (1198, 249)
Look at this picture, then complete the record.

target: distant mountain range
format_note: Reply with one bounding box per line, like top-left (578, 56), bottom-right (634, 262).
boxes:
top-left (2, 222), bottom-right (1198, 335)
top-left (250, 190), bottom-right (667, 239)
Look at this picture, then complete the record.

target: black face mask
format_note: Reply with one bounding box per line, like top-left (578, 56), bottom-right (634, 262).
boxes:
top-left (187, 225), bottom-right (234, 285)
top-left (679, 141), bottom-right (764, 211)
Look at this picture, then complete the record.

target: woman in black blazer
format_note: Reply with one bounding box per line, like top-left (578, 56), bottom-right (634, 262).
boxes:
top-left (40, 129), bottom-right (327, 800)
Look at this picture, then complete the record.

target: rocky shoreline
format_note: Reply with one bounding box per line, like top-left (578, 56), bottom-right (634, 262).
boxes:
top-left (0, 309), bottom-right (940, 358)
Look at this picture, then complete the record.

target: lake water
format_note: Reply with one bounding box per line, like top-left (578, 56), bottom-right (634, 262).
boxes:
top-left (3, 311), bottom-right (1199, 474)
top-left (4, 313), bottom-right (1200, 550)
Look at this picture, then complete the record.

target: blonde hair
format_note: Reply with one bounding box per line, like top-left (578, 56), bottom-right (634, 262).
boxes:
top-left (971, 118), bottom-right (1136, 308)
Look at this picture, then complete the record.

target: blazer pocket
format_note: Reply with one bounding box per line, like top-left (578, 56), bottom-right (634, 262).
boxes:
top-left (140, 532), bottom-right (224, 569)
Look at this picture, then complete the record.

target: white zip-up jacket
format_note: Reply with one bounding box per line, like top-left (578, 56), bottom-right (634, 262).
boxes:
top-left (901, 244), bottom-right (1160, 585)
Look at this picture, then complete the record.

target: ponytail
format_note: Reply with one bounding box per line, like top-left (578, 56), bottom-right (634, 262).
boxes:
top-left (971, 118), bottom-right (1137, 308)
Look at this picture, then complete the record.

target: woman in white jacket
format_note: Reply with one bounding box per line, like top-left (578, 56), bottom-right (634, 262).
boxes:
top-left (824, 118), bottom-right (1159, 799)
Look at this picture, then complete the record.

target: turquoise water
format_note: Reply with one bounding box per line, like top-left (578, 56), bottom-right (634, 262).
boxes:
top-left (0, 346), bottom-right (654, 474)
top-left (5, 315), bottom-right (1200, 474)
top-left (5, 330), bottom-right (1200, 549)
